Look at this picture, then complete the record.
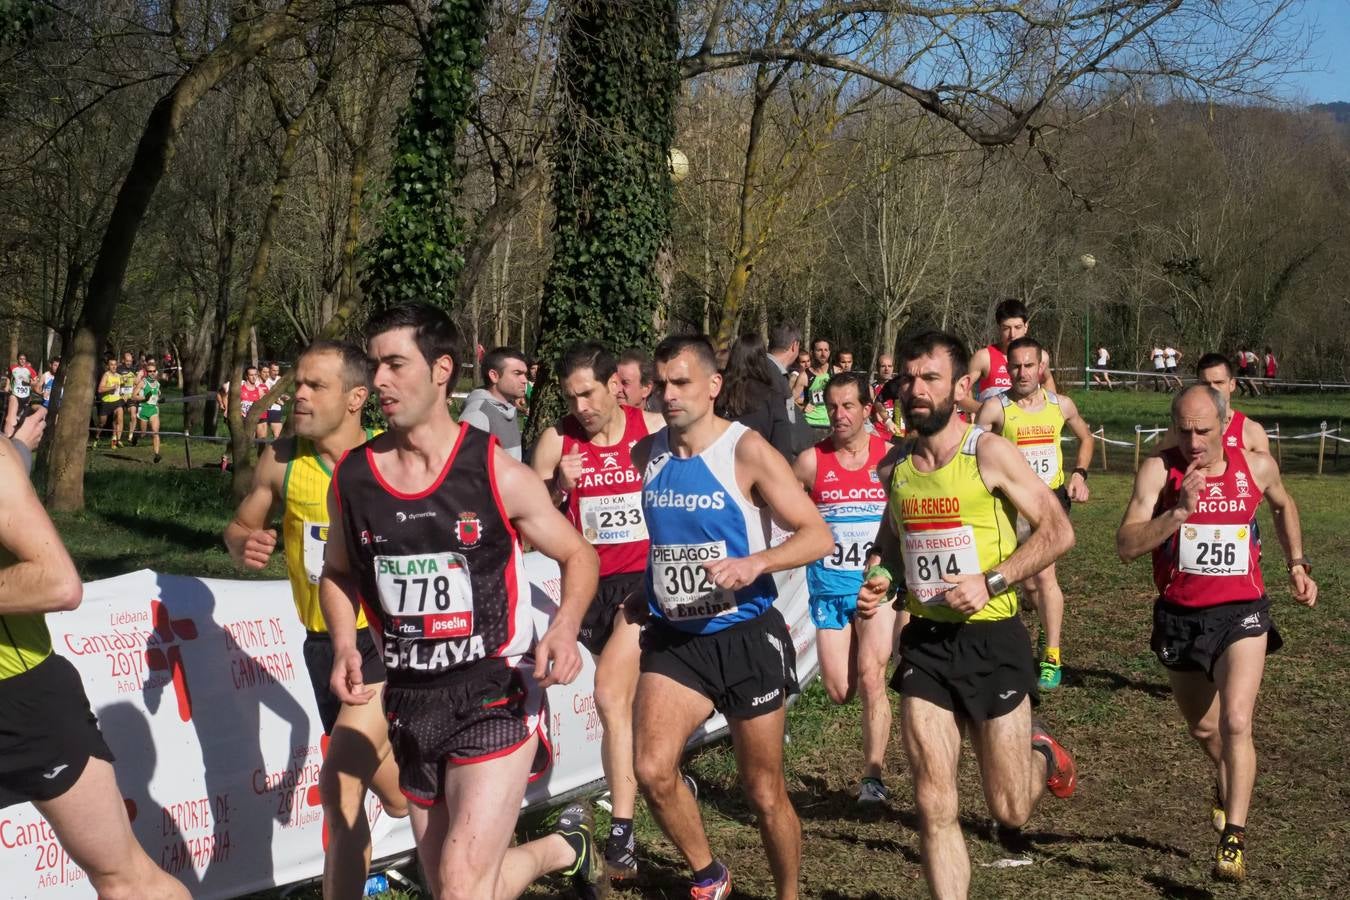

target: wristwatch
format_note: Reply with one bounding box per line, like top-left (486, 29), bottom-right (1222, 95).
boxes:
top-left (983, 569), bottom-right (1009, 597)
top-left (1072, 467), bottom-right (1089, 480)
top-left (1287, 557), bottom-right (1313, 575)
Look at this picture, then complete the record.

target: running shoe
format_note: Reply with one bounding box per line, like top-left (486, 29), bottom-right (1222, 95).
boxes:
top-left (690, 861), bottom-right (732, 900)
top-left (857, 776), bottom-right (889, 805)
top-left (555, 801), bottom-right (608, 898)
top-left (1031, 717), bottom-right (1077, 799)
top-left (1037, 658), bottom-right (1063, 691)
top-left (153, 453), bottom-right (162, 464)
top-left (1213, 833), bottom-right (1246, 882)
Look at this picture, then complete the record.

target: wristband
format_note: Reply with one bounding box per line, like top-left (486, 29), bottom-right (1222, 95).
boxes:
top-left (1073, 467), bottom-right (1088, 480)
top-left (864, 564), bottom-right (894, 585)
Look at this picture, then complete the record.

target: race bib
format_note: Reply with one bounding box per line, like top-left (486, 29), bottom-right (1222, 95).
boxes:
top-left (11, 382), bottom-right (28, 399)
top-left (824, 520), bottom-right (876, 571)
top-left (1019, 444), bottom-right (1059, 484)
top-left (578, 491), bottom-right (648, 544)
top-left (374, 552), bottom-right (475, 639)
top-left (1178, 525), bottom-right (1251, 576)
top-left (302, 521), bottom-right (328, 584)
top-left (649, 541), bottom-right (737, 622)
top-left (901, 526), bottom-right (982, 604)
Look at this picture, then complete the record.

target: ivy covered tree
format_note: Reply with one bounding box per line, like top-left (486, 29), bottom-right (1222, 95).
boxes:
top-left (537, 0), bottom-right (679, 369)
top-left (360, 0), bottom-right (490, 312)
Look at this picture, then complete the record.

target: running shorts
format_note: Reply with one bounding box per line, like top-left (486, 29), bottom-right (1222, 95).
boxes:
top-left (891, 615), bottom-right (1038, 721)
top-left (302, 629), bottom-right (387, 733)
top-left (266, 408), bottom-right (283, 424)
top-left (578, 570), bottom-right (646, 656)
top-left (1151, 597), bottom-right (1282, 678)
top-left (0, 655), bottom-right (115, 808)
top-left (384, 656), bottom-right (549, 808)
top-left (809, 593), bottom-right (858, 631)
top-left (640, 607), bottom-right (799, 719)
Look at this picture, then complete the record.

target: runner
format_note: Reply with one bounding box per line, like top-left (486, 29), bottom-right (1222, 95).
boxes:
top-left (630, 334), bottom-right (831, 900)
top-left (531, 341), bottom-right (665, 880)
top-left (5, 352), bottom-right (37, 432)
top-left (1116, 384), bottom-right (1316, 881)
top-left (321, 304), bottom-right (607, 900)
top-left (236, 366), bottom-right (267, 441)
top-left (117, 351), bottom-right (140, 444)
top-left (616, 349), bottom-right (656, 411)
top-left (801, 337), bottom-right (836, 435)
top-left (858, 330), bottom-right (1078, 900)
top-left (40, 357), bottom-right (61, 409)
top-left (1165, 345), bottom-right (1183, 389)
top-left (1092, 345), bottom-right (1113, 388)
top-left (264, 361), bottom-right (286, 439)
top-left (1151, 344), bottom-right (1167, 391)
top-left (460, 346), bottom-right (528, 461)
top-left (97, 355), bottom-right (124, 448)
top-left (1156, 353), bottom-right (1270, 456)
top-left (224, 341), bottom-right (408, 899)
top-left (961, 299), bottom-right (1057, 413)
top-left (1, 427), bottom-right (189, 899)
top-left (871, 353), bottom-right (894, 398)
top-left (792, 371), bottom-right (898, 805)
top-left (134, 360), bottom-right (164, 463)
top-left (975, 337), bottom-right (1094, 690)
top-left (835, 349), bottom-right (855, 373)
top-left (1262, 347), bottom-right (1277, 382)
top-left (871, 355), bottom-right (905, 438)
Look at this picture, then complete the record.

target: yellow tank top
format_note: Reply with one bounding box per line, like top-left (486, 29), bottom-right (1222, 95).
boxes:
top-left (99, 372), bottom-right (121, 403)
top-left (890, 425), bottom-right (1019, 622)
top-left (999, 389), bottom-right (1066, 489)
top-left (0, 613), bottom-right (52, 680)
top-left (282, 433), bottom-right (375, 632)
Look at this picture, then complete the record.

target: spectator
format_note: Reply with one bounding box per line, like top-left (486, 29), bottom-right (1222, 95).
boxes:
top-left (1149, 343), bottom-right (1166, 391)
top-left (1163, 344), bottom-right (1181, 388)
top-left (715, 331), bottom-right (795, 459)
top-left (460, 346), bottom-right (527, 459)
top-left (616, 348), bottom-right (657, 411)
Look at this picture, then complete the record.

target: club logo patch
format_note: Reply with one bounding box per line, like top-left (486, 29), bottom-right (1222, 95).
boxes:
top-left (457, 512), bottom-right (482, 548)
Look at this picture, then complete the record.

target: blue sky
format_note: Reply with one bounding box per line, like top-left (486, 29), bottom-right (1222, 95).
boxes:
top-left (1281, 0), bottom-right (1350, 102)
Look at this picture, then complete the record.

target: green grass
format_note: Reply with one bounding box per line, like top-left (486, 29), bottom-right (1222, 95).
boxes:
top-left (42, 391), bottom-right (1350, 899)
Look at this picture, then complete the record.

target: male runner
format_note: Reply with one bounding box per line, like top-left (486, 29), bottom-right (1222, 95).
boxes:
top-left (961, 299), bottom-right (1057, 413)
top-left (872, 354), bottom-right (894, 397)
top-left (975, 337), bottom-right (1093, 690)
top-left (40, 356), bottom-right (61, 409)
top-left (531, 341), bottom-right (665, 879)
top-left (460, 347), bottom-right (528, 460)
top-left (1192, 353), bottom-right (1270, 453)
top-left (135, 360), bottom-right (165, 463)
top-left (235, 366), bottom-right (267, 441)
top-left (264, 361), bottom-right (286, 439)
top-left (800, 337), bottom-right (836, 434)
top-left (632, 335), bottom-right (832, 900)
top-left (836, 349), bottom-right (855, 372)
top-left (321, 304), bottom-right (607, 900)
top-left (5, 352), bottom-right (37, 432)
top-left (871, 355), bottom-right (904, 437)
top-left (858, 330), bottom-right (1077, 900)
top-left (616, 349), bottom-right (656, 411)
top-left (1117, 385), bottom-right (1315, 882)
top-left (791, 371), bottom-right (896, 805)
top-left (97, 355), bottom-right (124, 447)
top-left (0, 424), bottom-right (189, 899)
top-left (117, 351), bottom-right (140, 444)
top-left (225, 341), bottom-right (408, 899)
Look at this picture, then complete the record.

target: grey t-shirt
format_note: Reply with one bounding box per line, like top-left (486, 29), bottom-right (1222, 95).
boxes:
top-left (459, 388), bottom-right (522, 460)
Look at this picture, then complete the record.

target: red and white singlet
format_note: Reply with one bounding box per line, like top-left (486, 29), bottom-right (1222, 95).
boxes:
top-left (561, 404), bottom-right (651, 578)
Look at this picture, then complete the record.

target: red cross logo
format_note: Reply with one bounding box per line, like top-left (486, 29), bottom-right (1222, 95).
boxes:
top-left (144, 599), bottom-right (199, 722)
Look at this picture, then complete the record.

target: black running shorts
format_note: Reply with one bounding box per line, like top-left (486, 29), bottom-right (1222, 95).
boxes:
top-left (302, 629), bottom-right (387, 733)
top-left (1151, 597), bottom-right (1282, 678)
top-left (384, 656), bottom-right (549, 808)
top-left (266, 408), bottom-right (283, 424)
top-left (578, 571), bottom-right (646, 656)
top-left (1053, 484), bottom-right (1071, 515)
top-left (640, 607), bottom-right (799, 719)
top-left (0, 655), bottom-right (115, 809)
top-left (891, 615), bottom-right (1038, 721)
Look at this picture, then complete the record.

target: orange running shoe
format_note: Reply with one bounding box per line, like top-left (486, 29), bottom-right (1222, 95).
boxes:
top-left (1031, 717), bottom-right (1077, 799)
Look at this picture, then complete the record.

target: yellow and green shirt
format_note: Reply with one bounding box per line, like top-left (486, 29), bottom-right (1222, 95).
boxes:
top-left (281, 432), bottom-right (377, 632)
top-left (889, 425), bottom-right (1019, 622)
top-left (999, 389), bottom-right (1065, 489)
top-left (0, 612), bottom-right (51, 680)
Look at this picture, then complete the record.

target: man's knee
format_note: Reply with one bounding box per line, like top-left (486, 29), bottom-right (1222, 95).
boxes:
top-left (823, 671), bottom-right (855, 705)
top-left (857, 658), bottom-right (888, 700)
top-left (1189, 717), bottom-right (1218, 744)
top-left (741, 767), bottom-right (790, 819)
top-left (1220, 705), bottom-right (1254, 742)
top-left (594, 675), bottom-right (635, 727)
top-left (438, 870), bottom-right (495, 900)
top-left (635, 752), bottom-right (680, 799)
top-left (987, 787), bottom-right (1034, 829)
top-left (913, 776), bottom-right (960, 831)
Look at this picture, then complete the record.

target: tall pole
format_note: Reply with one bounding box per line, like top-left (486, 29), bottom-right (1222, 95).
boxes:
top-left (1079, 253), bottom-right (1097, 392)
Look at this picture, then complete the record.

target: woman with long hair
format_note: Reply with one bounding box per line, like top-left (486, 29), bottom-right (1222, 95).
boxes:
top-left (715, 332), bottom-right (794, 458)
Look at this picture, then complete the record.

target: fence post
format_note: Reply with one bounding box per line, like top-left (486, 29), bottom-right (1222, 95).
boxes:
top-left (1336, 418), bottom-right (1343, 467)
top-left (1274, 423), bottom-right (1282, 468)
top-left (1134, 425), bottom-right (1142, 472)
top-left (183, 429), bottom-right (192, 470)
top-left (1098, 427), bottom-right (1108, 471)
top-left (1317, 420), bottom-right (1327, 475)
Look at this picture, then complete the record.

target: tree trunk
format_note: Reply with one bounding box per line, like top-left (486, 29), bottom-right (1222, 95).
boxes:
top-left (44, 5), bottom-right (313, 510)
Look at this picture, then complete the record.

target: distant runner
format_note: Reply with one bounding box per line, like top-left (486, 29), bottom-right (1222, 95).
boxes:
top-left (1159, 353), bottom-right (1270, 455)
top-left (1117, 385), bottom-right (1315, 881)
top-left (801, 338), bottom-right (836, 435)
top-left (962, 299), bottom-right (1057, 412)
top-left (134, 360), bottom-right (164, 463)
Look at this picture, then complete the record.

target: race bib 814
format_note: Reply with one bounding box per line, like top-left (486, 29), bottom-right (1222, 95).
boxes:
top-left (901, 526), bottom-right (981, 604)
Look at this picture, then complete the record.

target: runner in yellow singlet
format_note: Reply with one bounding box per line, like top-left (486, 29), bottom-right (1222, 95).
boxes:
top-left (1, 430), bottom-right (188, 899)
top-left (976, 336), bottom-right (1095, 690)
top-left (225, 340), bottom-right (407, 900)
top-left (856, 330), bottom-right (1077, 900)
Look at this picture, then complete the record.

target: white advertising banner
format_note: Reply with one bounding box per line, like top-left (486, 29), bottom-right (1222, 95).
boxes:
top-left (0, 559), bottom-right (817, 899)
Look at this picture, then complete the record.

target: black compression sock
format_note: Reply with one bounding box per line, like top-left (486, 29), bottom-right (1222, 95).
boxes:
top-left (1223, 823), bottom-right (1246, 844)
top-left (692, 860), bottom-right (725, 883)
top-left (607, 818), bottom-right (634, 851)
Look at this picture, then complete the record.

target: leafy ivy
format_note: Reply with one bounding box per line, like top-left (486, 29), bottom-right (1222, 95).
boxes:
top-left (360, 0), bottom-right (489, 312)
top-left (0, 0), bottom-right (45, 46)
top-left (537, 0), bottom-right (679, 367)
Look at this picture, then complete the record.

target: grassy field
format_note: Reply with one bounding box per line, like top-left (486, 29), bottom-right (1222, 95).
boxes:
top-left (41, 390), bottom-right (1350, 899)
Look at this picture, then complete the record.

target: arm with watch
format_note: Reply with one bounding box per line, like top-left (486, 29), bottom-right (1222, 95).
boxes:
top-left (1058, 393), bottom-right (1095, 502)
top-left (1249, 450), bottom-right (1318, 607)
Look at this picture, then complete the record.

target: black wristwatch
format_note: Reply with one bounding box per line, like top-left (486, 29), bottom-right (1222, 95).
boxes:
top-left (983, 569), bottom-right (1009, 597)
top-left (1072, 467), bottom-right (1089, 480)
top-left (1288, 557), bottom-right (1313, 575)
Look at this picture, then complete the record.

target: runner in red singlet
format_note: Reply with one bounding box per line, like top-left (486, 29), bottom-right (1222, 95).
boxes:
top-left (1118, 385), bottom-right (1315, 883)
top-left (961, 299), bottom-right (1057, 413)
top-left (321, 304), bottom-right (608, 900)
top-left (1158, 353), bottom-right (1270, 454)
top-left (531, 341), bottom-right (665, 881)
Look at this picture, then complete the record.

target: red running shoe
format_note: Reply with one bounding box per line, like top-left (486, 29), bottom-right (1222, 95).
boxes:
top-left (690, 861), bottom-right (732, 899)
top-left (1031, 718), bottom-right (1077, 799)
